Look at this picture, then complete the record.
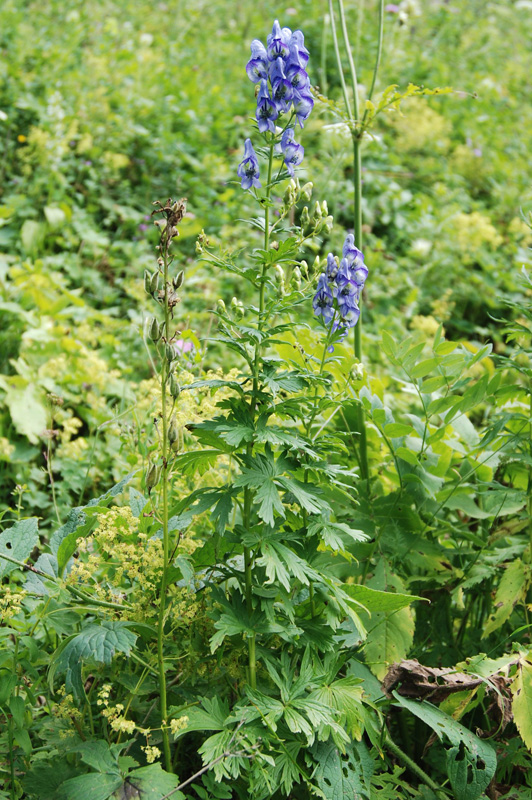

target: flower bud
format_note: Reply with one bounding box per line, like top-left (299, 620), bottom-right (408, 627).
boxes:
top-left (173, 271), bottom-right (184, 289)
top-left (169, 374), bottom-right (181, 398)
top-left (274, 265), bottom-right (285, 285)
top-left (231, 296), bottom-right (239, 310)
top-left (283, 179), bottom-right (297, 206)
top-left (301, 182), bottom-right (313, 201)
top-left (165, 343), bottom-right (176, 362)
top-left (312, 255), bottom-right (321, 274)
top-left (216, 299), bottom-right (226, 314)
top-left (145, 462), bottom-right (161, 492)
top-left (148, 317), bottom-right (161, 342)
top-left (321, 200), bottom-right (328, 216)
top-left (301, 206), bottom-right (310, 230)
top-left (299, 260), bottom-right (309, 279)
top-left (234, 304), bottom-right (245, 320)
top-left (312, 201), bottom-right (322, 221)
top-left (291, 266), bottom-right (301, 291)
top-left (168, 414), bottom-right (179, 444)
top-left (323, 215), bottom-right (334, 233)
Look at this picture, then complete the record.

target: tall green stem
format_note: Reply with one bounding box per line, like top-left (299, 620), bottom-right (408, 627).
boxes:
top-left (329, 0), bottom-right (370, 480)
top-left (156, 233), bottom-right (173, 772)
top-left (243, 140), bottom-right (275, 690)
top-left (385, 735), bottom-right (449, 800)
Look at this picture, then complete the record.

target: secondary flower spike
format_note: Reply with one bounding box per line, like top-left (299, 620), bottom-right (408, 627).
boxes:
top-left (313, 235), bottom-right (368, 348)
top-left (237, 139), bottom-right (261, 190)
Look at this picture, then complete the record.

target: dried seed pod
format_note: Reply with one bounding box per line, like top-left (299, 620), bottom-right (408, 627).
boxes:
top-left (145, 462), bottom-right (161, 492)
top-left (169, 374), bottom-right (181, 398)
top-left (148, 317), bottom-right (161, 342)
top-left (168, 414), bottom-right (179, 444)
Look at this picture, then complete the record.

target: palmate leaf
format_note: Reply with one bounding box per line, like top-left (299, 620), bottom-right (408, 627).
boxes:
top-left (49, 621), bottom-right (138, 703)
top-left (0, 517), bottom-right (39, 578)
top-left (393, 693), bottom-right (496, 800)
top-left (310, 677), bottom-right (365, 740)
top-left (256, 540), bottom-right (318, 591)
top-left (172, 448), bottom-right (224, 476)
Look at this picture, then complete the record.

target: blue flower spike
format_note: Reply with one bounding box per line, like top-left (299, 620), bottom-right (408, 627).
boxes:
top-left (313, 236), bottom-right (368, 349)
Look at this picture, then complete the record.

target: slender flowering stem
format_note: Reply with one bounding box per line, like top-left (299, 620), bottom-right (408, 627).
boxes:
top-left (243, 139), bottom-right (275, 690)
top-left (156, 226), bottom-right (173, 773)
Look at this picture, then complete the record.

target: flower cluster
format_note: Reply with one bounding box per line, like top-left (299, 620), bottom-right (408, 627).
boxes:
top-left (238, 20), bottom-right (312, 189)
top-left (313, 234), bottom-right (368, 345)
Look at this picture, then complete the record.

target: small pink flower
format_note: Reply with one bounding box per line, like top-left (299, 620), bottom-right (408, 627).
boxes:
top-left (174, 339), bottom-right (194, 354)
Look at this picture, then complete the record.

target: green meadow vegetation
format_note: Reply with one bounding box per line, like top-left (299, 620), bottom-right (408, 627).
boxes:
top-left (1, 0), bottom-right (532, 797)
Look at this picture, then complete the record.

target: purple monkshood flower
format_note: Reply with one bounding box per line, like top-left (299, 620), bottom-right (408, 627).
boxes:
top-left (256, 80), bottom-right (279, 133)
top-left (313, 273), bottom-right (334, 323)
top-left (267, 20), bottom-right (291, 60)
top-left (325, 252), bottom-right (339, 280)
top-left (246, 39), bottom-right (269, 83)
top-left (280, 128), bottom-right (304, 176)
top-left (293, 90), bottom-right (314, 128)
top-left (289, 30), bottom-right (309, 67)
top-left (237, 139), bottom-right (261, 190)
top-left (269, 58), bottom-right (294, 113)
top-left (314, 235), bottom-right (367, 346)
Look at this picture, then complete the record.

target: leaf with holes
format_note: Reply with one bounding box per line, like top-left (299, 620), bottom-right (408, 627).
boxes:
top-left (482, 558), bottom-right (528, 638)
top-left (313, 740), bottom-right (374, 799)
top-left (393, 693), bottom-right (496, 800)
top-left (0, 517), bottom-right (39, 579)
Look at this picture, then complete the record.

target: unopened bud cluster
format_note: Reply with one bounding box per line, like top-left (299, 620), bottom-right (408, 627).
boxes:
top-left (280, 177), bottom-right (314, 215)
top-left (300, 199), bottom-right (333, 237)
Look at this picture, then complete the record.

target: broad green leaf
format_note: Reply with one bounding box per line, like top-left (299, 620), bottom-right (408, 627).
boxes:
top-left (113, 765), bottom-right (182, 799)
top-left (482, 558), bottom-right (528, 638)
top-left (44, 205), bottom-right (67, 228)
top-left (443, 493), bottom-right (492, 520)
top-left (49, 621), bottom-right (138, 702)
top-left (313, 740), bottom-right (374, 800)
top-left (344, 584), bottom-right (422, 613)
top-left (3, 383), bottom-right (48, 443)
top-left (0, 517), bottom-right (39, 579)
top-left (511, 656), bottom-right (532, 752)
top-left (393, 693), bottom-right (496, 800)
top-left (21, 219), bottom-right (44, 254)
top-left (383, 423), bottom-right (414, 438)
top-left (410, 357), bottom-right (439, 379)
top-left (58, 773), bottom-right (122, 800)
top-left (362, 606), bottom-right (415, 680)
